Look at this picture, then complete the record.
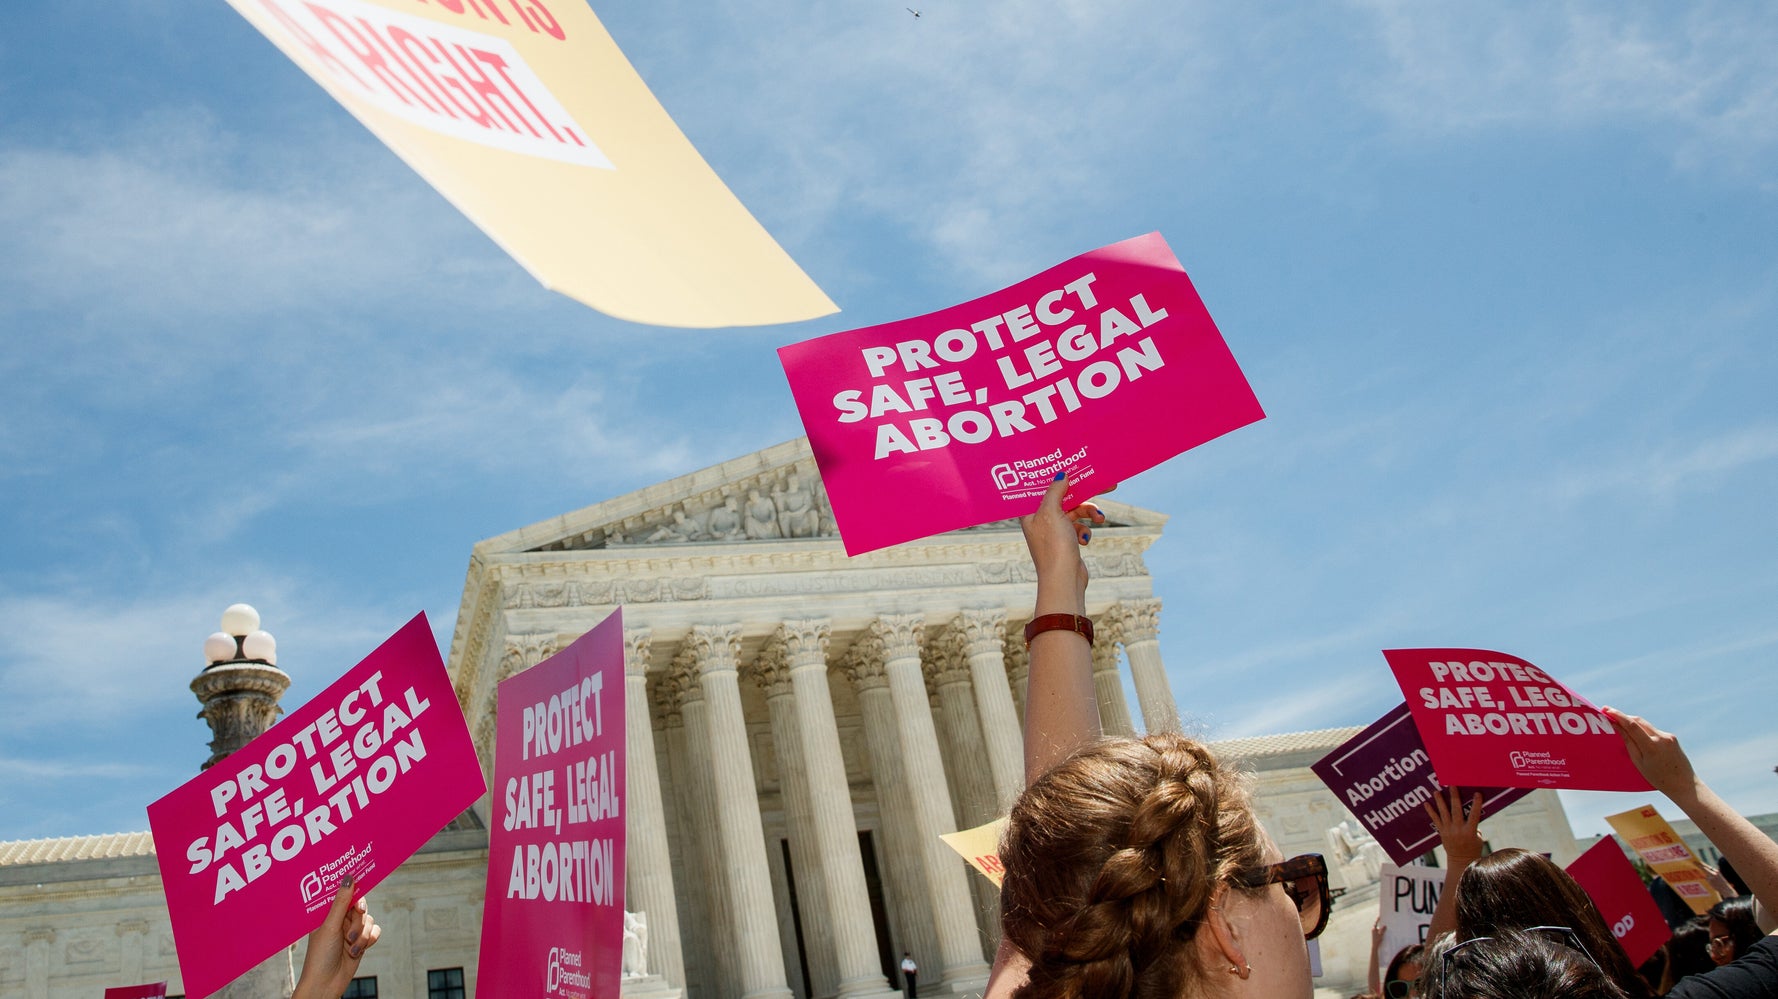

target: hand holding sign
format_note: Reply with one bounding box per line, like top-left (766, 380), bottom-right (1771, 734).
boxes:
top-left (293, 878), bottom-right (381, 999)
top-left (1601, 707), bottom-right (1698, 799)
top-left (1385, 648), bottom-right (1648, 791)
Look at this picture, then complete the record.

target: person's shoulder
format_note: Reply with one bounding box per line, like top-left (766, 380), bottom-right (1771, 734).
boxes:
top-left (1666, 936), bottom-right (1778, 999)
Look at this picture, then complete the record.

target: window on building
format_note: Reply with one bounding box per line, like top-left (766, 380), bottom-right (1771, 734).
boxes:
top-left (428, 967), bottom-right (467, 999)
top-left (342, 977), bottom-right (378, 998)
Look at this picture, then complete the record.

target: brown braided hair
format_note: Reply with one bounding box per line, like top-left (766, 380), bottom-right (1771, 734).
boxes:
top-left (998, 732), bottom-right (1267, 999)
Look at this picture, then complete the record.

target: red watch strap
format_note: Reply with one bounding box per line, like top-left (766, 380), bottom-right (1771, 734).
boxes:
top-left (1023, 613), bottom-right (1094, 648)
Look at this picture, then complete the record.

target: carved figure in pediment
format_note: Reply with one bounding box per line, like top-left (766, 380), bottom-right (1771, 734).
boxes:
top-left (774, 473), bottom-right (821, 538)
top-left (707, 495), bottom-right (744, 539)
top-left (744, 488), bottom-right (781, 539)
top-left (645, 508), bottom-right (705, 544)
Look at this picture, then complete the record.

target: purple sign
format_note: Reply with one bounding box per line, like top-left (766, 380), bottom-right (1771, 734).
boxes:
top-left (1312, 702), bottom-right (1530, 866)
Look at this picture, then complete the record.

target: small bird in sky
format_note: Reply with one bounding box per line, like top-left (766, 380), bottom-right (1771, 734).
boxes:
top-left (906, 7), bottom-right (921, 16)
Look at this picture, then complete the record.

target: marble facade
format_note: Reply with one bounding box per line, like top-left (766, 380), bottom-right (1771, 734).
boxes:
top-left (0, 437), bottom-right (1584, 998)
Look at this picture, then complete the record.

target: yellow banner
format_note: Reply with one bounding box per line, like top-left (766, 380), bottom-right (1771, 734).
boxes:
top-left (940, 817), bottom-right (1008, 887)
top-left (1605, 804), bottom-right (1721, 915)
top-left (224, 0), bottom-right (836, 328)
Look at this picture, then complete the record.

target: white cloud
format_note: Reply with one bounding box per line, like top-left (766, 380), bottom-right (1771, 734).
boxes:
top-left (0, 113), bottom-right (527, 329)
top-left (1351, 2), bottom-right (1778, 179)
top-left (622, 2), bottom-right (1228, 284)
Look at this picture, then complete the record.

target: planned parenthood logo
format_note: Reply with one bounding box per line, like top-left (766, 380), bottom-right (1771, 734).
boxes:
top-left (989, 446), bottom-right (1093, 500)
top-left (1508, 750), bottom-right (1570, 785)
top-left (546, 946), bottom-right (593, 999)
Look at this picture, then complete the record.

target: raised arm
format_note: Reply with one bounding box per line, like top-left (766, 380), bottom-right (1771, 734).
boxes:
top-left (1016, 472), bottom-right (1105, 782)
top-left (987, 474), bottom-right (1106, 999)
top-left (1604, 707), bottom-right (1778, 933)
top-left (1423, 786), bottom-right (1486, 945)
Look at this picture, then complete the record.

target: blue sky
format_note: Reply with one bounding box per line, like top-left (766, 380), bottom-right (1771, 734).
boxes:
top-left (2, 1), bottom-right (1775, 844)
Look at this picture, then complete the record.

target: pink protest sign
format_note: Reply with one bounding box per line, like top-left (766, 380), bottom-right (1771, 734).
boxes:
top-left (1312, 702), bottom-right (1529, 866)
top-left (1384, 648), bottom-right (1649, 792)
top-left (147, 613), bottom-right (485, 999)
top-left (1565, 836), bottom-right (1673, 967)
top-left (105, 985), bottom-right (168, 999)
top-left (778, 232), bottom-right (1264, 554)
top-left (477, 609), bottom-right (627, 999)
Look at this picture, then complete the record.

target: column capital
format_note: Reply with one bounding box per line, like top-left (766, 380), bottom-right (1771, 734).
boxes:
top-left (775, 619), bottom-right (831, 670)
top-left (955, 607), bottom-right (1010, 654)
top-left (922, 631), bottom-right (971, 690)
top-left (1116, 598), bottom-right (1161, 644)
top-left (841, 634), bottom-right (889, 692)
top-left (667, 648), bottom-right (705, 710)
top-left (115, 919), bottom-right (151, 938)
top-left (687, 624), bottom-right (744, 677)
top-left (1090, 611), bottom-right (1123, 675)
top-left (652, 674), bottom-right (684, 727)
top-left (1003, 620), bottom-right (1030, 674)
top-left (623, 628), bottom-right (654, 678)
top-left (502, 632), bottom-right (560, 675)
top-left (870, 613), bottom-right (924, 662)
top-left (23, 927), bottom-right (56, 946)
top-left (749, 640), bottom-right (794, 699)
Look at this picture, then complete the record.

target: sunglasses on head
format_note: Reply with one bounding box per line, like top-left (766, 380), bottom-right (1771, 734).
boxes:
top-left (1440, 925), bottom-right (1598, 993)
top-left (1383, 978), bottom-right (1419, 999)
top-left (1233, 852), bottom-right (1331, 940)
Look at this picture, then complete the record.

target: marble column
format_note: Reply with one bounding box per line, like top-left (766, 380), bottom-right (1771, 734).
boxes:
top-left (24, 928), bottom-right (53, 999)
top-left (751, 638), bottom-right (838, 999)
top-left (926, 628), bottom-right (1001, 955)
top-left (872, 614), bottom-right (991, 991)
top-left (842, 643), bottom-right (941, 990)
top-left (953, 609), bottom-right (1022, 810)
top-left (1117, 599), bottom-right (1179, 734)
top-left (624, 628), bottom-right (687, 988)
top-left (1002, 621), bottom-right (1030, 726)
top-left (669, 653), bottom-right (739, 999)
top-left (778, 621), bottom-right (902, 999)
top-left (1091, 609), bottom-right (1135, 737)
top-left (926, 634), bottom-right (998, 832)
top-left (690, 624), bottom-right (794, 999)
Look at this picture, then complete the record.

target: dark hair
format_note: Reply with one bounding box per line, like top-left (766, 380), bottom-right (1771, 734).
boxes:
top-left (1709, 896), bottom-right (1762, 962)
top-left (1660, 916), bottom-right (1715, 991)
top-left (1386, 942), bottom-right (1427, 994)
top-left (1454, 848), bottom-right (1654, 998)
top-left (998, 732), bottom-right (1266, 999)
top-left (1425, 929), bottom-right (1630, 999)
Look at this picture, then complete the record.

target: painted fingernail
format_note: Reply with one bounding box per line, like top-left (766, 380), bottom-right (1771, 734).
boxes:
top-left (343, 875), bottom-right (354, 888)
top-left (1082, 530), bottom-right (1091, 541)
top-left (348, 928), bottom-right (360, 943)
top-left (350, 946), bottom-right (363, 959)
top-left (1053, 471), bottom-right (1065, 481)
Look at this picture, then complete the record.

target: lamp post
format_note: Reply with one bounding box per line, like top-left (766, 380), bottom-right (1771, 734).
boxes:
top-left (191, 603), bottom-right (297, 997)
top-left (193, 603), bottom-right (290, 770)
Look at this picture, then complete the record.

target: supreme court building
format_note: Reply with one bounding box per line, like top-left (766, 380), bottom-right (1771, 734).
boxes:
top-left (0, 437), bottom-right (1583, 998)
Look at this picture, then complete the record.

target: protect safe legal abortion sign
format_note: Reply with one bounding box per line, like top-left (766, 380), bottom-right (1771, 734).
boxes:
top-left (779, 232), bottom-right (1264, 554)
top-left (477, 609), bottom-right (626, 999)
top-left (1312, 702), bottom-right (1528, 867)
top-left (147, 614), bottom-right (484, 999)
top-left (1384, 648), bottom-right (1649, 792)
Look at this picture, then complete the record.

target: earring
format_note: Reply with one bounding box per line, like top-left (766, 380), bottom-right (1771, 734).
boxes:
top-left (1226, 962), bottom-right (1251, 979)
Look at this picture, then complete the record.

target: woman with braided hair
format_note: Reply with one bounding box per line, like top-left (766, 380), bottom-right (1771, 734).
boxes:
top-left (984, 474), bottom-right (1330, 999)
